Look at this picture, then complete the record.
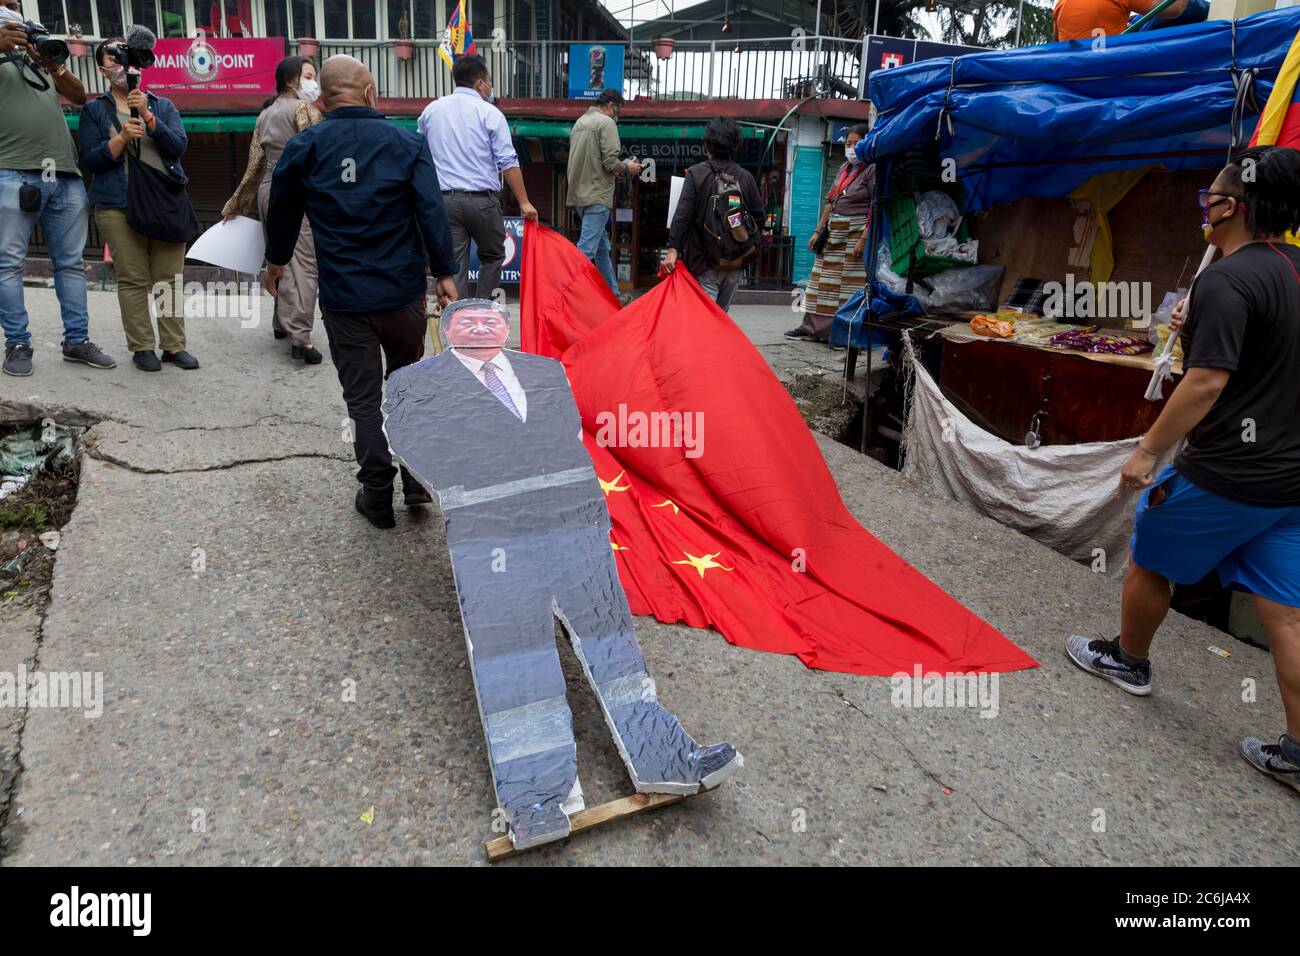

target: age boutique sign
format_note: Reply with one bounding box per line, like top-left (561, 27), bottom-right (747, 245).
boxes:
top-left (140, 37), bottom-right (283, 95)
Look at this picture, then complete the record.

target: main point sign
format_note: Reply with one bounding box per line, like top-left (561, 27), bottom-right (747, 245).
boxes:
top-left (141, 37), bottom-right (285, 95)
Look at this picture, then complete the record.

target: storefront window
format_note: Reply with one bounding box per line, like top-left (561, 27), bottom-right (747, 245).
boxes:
top-left (387, 0), bottom-right (409, 39)
top-left (470, 0), bottom-right (491, 47)
top-left (292, 0), bottom-right (316, 37)
top-left (324, 0), bottom-right (348, 38)
top-left (35, 0), bottom-right (66, 33)
top-left (95, 0), bottom-right (123, 36)
top-left (65, 0), bottom-right (93, 34)
top-left (159, 0), bottom-right (186, 36)
top-left (264, 0), bottom-right (288, 37)
top-left (352, 1), bottom-right (375, 38)
top-left (128, 0), bottom-right (156, 33)
top-left (222, 0), bottom-right (250, 36)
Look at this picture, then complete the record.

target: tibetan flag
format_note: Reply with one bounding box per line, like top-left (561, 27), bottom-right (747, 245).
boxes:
top-left (520, 223), bottom-right (1037, 676)
top-left (437, 0), bottom-right (477, 71)
top-left (1250, 25), bottom-right (1300, 150)
top-left (1250, 25), bottom-right (1300, 246)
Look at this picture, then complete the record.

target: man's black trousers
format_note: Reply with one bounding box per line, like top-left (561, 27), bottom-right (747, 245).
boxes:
top-left (322, 299), bottom-right (426, 493)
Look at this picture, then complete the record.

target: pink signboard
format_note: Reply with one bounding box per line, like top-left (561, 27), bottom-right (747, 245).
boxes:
top-left (140, 37), bottom-right (284, 95)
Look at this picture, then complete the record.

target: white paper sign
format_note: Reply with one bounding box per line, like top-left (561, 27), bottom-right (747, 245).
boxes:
top-left (667, 176), bottom-right (684, 227)
top-left (186, 216), bottom-right (266, 275)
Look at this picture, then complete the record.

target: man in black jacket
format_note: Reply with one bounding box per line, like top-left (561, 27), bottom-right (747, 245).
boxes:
top-left (662, 116), bottom-right (763, 313)
top-left (265, 55), bottom-right (459, 528)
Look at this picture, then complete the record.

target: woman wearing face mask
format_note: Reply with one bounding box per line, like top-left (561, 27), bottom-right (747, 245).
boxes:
top-left (786, 124), bottom-right (875, 345)
top-left (222, 56), bottom-right (324, 364)
top-left (78, 39), bottom-right (198, 372)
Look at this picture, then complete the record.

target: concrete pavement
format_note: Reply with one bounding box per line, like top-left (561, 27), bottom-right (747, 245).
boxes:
top-left (0, 286), bottom-right (1295, 866)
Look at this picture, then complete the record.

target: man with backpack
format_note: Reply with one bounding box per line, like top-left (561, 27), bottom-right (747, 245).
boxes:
top-left (662, 117), bottom-right (763, 313)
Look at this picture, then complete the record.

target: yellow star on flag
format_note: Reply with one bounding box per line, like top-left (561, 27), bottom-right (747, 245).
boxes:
top-left (671, 551), bottom-right (734, 580)
top-left (610, 537), bottom-right (629, 552)
top-left (599, 470), bottom-right (632, 496)
top-left (651, 499), bottom-right (680, 516)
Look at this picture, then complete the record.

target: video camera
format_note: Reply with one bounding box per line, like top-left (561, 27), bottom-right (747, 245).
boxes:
top-left (101, 25), bottom-right (156, 71)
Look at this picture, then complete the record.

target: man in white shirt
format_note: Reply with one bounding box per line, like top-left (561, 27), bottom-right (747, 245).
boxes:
top-left (417, 54), bottom-right (537, 300)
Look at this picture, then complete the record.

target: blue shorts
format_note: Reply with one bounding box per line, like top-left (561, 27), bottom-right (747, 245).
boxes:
top-left (1131, 466), bottom-right (1300, 607)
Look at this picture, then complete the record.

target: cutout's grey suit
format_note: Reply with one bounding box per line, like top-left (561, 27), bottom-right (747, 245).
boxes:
top-left (383, 349), bottom-right (739, 849)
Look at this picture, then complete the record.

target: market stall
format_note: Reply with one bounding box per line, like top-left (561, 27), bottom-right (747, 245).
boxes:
top-left (845, 6), bottom-right (1299, 440)
top-left (839, 5), bottom-right (1300, 572)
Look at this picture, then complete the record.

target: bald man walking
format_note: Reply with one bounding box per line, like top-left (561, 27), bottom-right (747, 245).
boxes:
top-left (266, 56), bottom-right (460, 528)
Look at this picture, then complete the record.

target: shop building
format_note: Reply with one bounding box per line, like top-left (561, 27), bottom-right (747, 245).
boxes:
top-left (22, 0), bottom-right (872, 291)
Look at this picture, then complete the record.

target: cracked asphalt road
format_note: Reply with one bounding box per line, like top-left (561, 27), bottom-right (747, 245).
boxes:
top-left (1, 287), bottom-right (1296, 866)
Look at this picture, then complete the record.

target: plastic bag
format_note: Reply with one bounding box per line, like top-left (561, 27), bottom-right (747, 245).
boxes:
top-left (923, 264), bottom-right (1005, 313)
top-left (915, 191), bottom-right (962, 240)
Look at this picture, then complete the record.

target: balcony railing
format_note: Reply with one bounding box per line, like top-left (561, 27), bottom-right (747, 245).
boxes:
top-left (63, 35), bottom-right (868, 103)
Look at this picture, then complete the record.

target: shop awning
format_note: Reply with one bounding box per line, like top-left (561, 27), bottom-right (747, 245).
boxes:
top-left (508, 121), bottom-right (767, 139)
top-left (64, 112), bottom-right (263, 133)
top-left (860, 6), bottom-right (1300, 210)
top-left (64, 114), bottom-right (765, 139)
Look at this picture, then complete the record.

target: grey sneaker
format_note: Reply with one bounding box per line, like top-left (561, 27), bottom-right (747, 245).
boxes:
top-left (3, 344), bottom-right (33, 377)
top-left (1240, 735), bottom-right (1300, 794)
top-left (62, 339), bottom-right (116, 369)
top-left (1065, 635), bottom-right (1152, 696)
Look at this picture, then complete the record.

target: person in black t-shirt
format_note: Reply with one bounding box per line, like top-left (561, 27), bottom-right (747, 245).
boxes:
top-left (1066, 146), bottom-right (1300, 796)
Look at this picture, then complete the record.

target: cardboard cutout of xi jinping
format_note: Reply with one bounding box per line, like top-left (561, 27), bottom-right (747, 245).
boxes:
top-left (382, 299), bottom-right (742, 850)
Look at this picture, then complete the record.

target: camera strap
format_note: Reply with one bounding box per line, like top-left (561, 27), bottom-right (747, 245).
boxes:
top-left (0, 52), bottom-right (51, 92)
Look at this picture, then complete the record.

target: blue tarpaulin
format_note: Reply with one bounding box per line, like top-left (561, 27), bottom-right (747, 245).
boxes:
top-left (830, 282), bottom-right (924, 348)
top-left (859, 7), bottom-right (1300, 210)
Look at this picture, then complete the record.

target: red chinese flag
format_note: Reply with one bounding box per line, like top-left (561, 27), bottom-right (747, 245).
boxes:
top-left (520, 224), bottom-right (1036, 675)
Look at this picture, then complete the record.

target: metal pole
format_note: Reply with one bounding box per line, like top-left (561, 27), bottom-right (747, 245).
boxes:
top-left (1015, 0), bottom-right (1024, 46)
top-left (857, 31), bottom-right (869, 98)
top-left (873, 0), bottom-right (881, 35)
top-left (814, 0), bottom-right (824, 57)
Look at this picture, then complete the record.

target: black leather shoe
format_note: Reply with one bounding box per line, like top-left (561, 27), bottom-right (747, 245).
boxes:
top-left (291, 345), bottom-right (324, 364)
top-left (162, 350), bottom-right (200, 370)
top-left (784, 327), bottom-right (811, 339)
top-left (273, 328), bottom-right (288, 339)
top-left (132, 350), bottom-right (162, 371)
top-left (404, 485), bottom-right (433, 507)
top-left (355, 487), bottom-right (396, 529)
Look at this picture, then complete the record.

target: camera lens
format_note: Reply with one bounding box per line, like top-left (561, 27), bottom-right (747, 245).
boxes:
top-left (33, 36), bottom-right (71, 65)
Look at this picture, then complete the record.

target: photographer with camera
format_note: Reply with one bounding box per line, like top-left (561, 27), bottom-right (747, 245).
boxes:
top-left (79, 34), bottom-right (199, 372)
top-left (0, 0), bottom-right (116, 377)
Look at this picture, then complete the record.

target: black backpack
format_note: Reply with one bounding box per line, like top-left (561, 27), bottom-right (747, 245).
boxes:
top-left (694, 161), bottom-right (758, 270)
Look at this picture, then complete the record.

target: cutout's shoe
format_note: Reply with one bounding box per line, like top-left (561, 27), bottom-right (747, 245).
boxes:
top-left (508, 802), bottom-right (571, 850)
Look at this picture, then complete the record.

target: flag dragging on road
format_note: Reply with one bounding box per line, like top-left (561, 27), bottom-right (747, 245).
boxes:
top-left (437, 0), bottom-right (477, 71)
top-left (520, 223), bottom-right (1038, 676)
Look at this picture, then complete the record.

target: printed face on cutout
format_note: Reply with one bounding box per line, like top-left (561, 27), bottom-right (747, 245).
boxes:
top-left (447, 308), bottom-right (510, 355)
